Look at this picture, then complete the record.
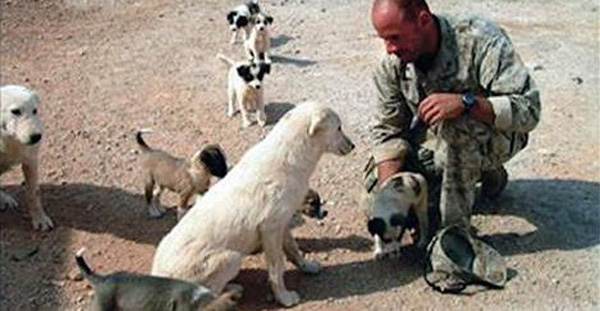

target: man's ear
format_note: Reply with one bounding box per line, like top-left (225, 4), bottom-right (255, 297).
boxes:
top-left (308, 110), bottom-right (328, 136)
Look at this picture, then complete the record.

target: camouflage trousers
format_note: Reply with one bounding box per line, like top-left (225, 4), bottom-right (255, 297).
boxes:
top-left (364, 115), bottom-right (528, 229)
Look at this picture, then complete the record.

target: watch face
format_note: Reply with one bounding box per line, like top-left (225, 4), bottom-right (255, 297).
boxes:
top-left (462, 92), bottom-right (475, 109)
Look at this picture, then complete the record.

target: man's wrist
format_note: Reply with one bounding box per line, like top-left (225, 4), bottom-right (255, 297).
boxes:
top-left (461, 91), bottom-right (477, 113)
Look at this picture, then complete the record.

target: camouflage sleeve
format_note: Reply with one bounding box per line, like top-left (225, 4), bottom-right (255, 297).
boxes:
top-left (370, 55), bottom-right (413, 165)
top-left (478, 35), bottom-right (541, 133)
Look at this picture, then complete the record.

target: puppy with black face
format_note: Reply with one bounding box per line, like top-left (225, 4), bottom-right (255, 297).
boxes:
top-left (226, 0), bottom-right (261, 44)
top-left (244, 12), bottom-right (274, 64)
top-left (217, 54), bottom-right (271, 128)
top-left (367, 172), bottom-right (429, 259)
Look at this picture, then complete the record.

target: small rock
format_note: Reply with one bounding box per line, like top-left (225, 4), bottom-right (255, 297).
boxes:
top-left (533, 64), bottom-right (544, 71)
top-left (321, 8), bottom-right (326, 13)
top-left (572, 77), bottom-right (583, 84)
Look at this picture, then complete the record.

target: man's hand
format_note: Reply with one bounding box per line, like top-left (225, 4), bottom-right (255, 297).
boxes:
top-left (376, 160), bottom-right (402, 186)
top-left (417, 93), bottom-right (465, 125)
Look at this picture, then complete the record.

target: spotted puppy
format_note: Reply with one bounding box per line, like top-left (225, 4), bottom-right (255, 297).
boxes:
top-left (244, 12), bottom-right (273, 64)
top-left (227, 0), bottom-right (261, 44)
top-left (136, 130), bottom-right (228, 220)
top-left (0, 85), bottom-right (52, 231)
top-left (216, 54), bottom-right (270, 128)
top-left (75, 248), bottom-right (240, 311)
top-left (367, 172), bottom-right (429, 259)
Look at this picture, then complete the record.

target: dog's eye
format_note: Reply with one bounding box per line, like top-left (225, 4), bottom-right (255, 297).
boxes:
top-left (10, 108), bottom-right (21, 116)
top-left (32, 108), bottom-right (38, 115)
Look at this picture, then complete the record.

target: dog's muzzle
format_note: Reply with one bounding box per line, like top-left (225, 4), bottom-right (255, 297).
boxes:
top-left (339, 138), bottom-right (355, 155)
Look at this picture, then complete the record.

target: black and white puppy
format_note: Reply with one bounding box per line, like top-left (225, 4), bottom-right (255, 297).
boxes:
top-left (216, 54), bottom-right (271, 128)
top-left (367, 172), bottom-right (429, 259)
top-left (244, 12), bottom-right (273, 64)
top-left (226, 0), bottom-right (261, 44)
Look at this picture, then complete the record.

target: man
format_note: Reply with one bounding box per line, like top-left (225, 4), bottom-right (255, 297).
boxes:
top-left (366, 0), bottom-right (540, 233)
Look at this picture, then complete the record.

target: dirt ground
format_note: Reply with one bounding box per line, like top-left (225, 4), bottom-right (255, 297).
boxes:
top-left (1, 0), bottom-right (598, 310)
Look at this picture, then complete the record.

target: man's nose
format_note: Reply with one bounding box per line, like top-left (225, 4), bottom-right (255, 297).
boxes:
top-left (385, 40), bottom-right (398, 54)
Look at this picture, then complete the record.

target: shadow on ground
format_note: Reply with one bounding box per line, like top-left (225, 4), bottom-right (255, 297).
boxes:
top-left (0, 183), bottom-right (174, 246)
top-left (270, 34), bottom-right (294, 49)
top-left (265, 102), bottom-right (295, 125)
top-left (477, 178), bottom-right (600, 256)
top-left (236, 255), bottom-right (421, 310)
top-left (271, 54), bottom-right (317, 67)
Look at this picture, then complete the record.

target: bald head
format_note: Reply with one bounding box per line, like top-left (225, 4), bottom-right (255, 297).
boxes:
top-left (371, 0), bottom-right (437, 63)
top-left (372, 0), bottom-right (429, 20)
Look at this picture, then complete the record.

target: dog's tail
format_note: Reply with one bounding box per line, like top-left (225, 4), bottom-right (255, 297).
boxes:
top-left (216, 53), bottom-right (235, 66)
top-left (199, 144), bottom-right (228, 178)
top-left (75, 247), bottom-right (103, 286)
top-left (135, 129), bottom-right (154, 152)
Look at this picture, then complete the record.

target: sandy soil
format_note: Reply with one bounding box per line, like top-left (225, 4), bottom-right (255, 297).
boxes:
top-left (1, 0), bottom-right (599, 310)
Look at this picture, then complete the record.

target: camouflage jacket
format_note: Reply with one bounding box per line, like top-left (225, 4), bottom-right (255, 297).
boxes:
top-left (370, 14), bottom-right (541, 165)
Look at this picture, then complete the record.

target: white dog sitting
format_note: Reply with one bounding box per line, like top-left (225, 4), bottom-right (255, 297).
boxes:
top-left (152, 102), bottom-right (355, 307)
top-left (217, 54), bottom-right (270, 128)
top-left (244, 12), bottom-right (273, 64)
top-left (0, 85), bottom-right (52, 230)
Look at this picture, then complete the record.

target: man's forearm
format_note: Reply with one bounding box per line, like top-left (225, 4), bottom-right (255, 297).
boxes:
top-left (376, 159), bottom-right (403, 186)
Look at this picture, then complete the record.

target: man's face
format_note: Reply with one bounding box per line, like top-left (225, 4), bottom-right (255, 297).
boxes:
top-left (372, 6), bottom-right (425, 64)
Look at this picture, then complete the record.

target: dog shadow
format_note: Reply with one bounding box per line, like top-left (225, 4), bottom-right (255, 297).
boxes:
top-left (236, 255), bottom-right (422, 310)
top-left (270, 54), bottom-right (317, 67)
top-left (270, 34), bottom-right (294, 49)
top-left (0, 183), bottom-right (175, 246)
top-left (265, 102), bottom-right (295, 125)
top-left (297, 234), bottom-right (372, 253)
top-left (475, 178), bottom-right (600, 257)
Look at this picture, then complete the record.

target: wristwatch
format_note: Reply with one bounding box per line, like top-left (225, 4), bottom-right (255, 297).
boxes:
top-left (461, 91), bottom-right (476, 112)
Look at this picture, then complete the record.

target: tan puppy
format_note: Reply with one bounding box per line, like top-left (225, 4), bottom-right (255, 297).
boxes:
top-left (152, 102), bottom-right (354, 307)
top-left (136, 130), bottom-right (228, 220)
top-left (0, 85), bottom-right (51, 231)
top-left (366, 172), bottom-right (429, 259)
top-left (217, 54), bottom-right (270, 128)
top-left (76, 248), bottom-right (240, 311)
top-left (244, 12), bottom-right (273, 64)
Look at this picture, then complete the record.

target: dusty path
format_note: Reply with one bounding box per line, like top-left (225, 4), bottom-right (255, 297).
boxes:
top-left (1, 0), bottom-right (598, 310)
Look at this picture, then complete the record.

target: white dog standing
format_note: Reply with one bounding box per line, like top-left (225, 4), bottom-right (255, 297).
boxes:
top-left (217, 54), bottom-right (270, 128)
top-left (244, 12), bottom-right (273, 64)
top-left (0, 85), bottom-right (51, 230)
top-left (152, 102), bottom-right (355, 307)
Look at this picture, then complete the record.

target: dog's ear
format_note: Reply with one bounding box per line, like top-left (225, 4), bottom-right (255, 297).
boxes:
top-left (236, 65), bottom-right (251, 79)
top-left (266, 15), bottom-right (274, 24)
top-left (261, 63), bottom-right (271, 75)
top-left (226, 11), bottom-right (236, 24)
top-left (236, 15), bottom-right (249, 27)
top-left (308, 109), bottom-right (329, 136)
top-left (368, 218), bottom-right (386, 237)
top-left (198, 144), bottom-right (228, 178)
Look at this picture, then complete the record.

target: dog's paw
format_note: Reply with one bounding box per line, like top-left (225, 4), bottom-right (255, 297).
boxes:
top-left (0, 191), bottom-right (19, 211)
top-left (31, 210), bottom-right (54, 231)
top-left (276, 290), bottom-right (300, 307)
top-left (299, 259), bottom-right (321, 274)
top-left (242, 119), bottom-right (253, 128)
top-left (226, 109), bottom-right (237, 118)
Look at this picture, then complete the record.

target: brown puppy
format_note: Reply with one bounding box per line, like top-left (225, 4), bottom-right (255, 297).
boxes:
top-left (136, 130), bottom-right (228, 220)
top-left (75, 248), bottom-right (240, 311)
